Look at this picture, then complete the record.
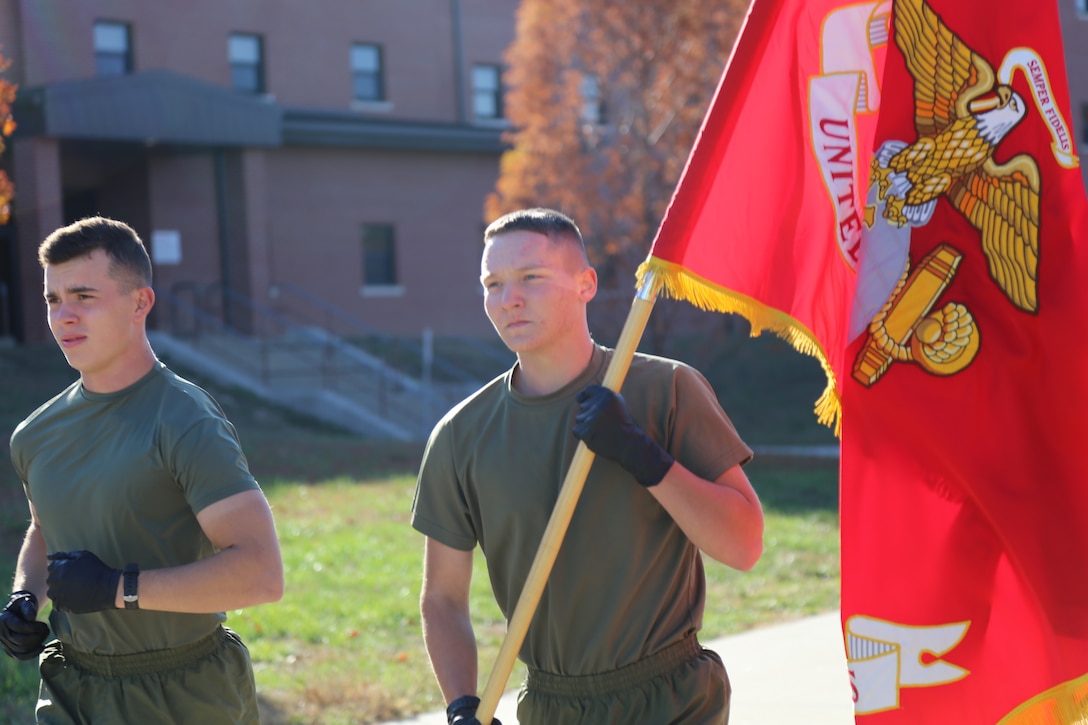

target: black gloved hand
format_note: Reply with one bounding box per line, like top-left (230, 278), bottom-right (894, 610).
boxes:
top-left (0, 590), bottom-right (49, 660)
top-left (46, 551), bottom-right (121, 614)
top-left (573, 384), bottom-right (675, 487)
top-left (446, 695), bottom-right (502, 725)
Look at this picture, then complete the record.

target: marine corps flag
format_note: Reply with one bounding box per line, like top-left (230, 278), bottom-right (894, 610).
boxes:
top-left (639, 0), bottom-right (1088, 721)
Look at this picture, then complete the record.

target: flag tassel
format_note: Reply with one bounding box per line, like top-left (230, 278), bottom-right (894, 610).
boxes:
top-left (996, 670), bottom-right (1088, 724)
top-left (637, 256), bottom-right (842, 436)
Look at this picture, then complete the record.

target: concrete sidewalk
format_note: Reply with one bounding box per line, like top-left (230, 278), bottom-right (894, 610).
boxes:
top-left (717, 611), bottom-right (853, 724)
top-left (386, 611), bottom-right (854, 724)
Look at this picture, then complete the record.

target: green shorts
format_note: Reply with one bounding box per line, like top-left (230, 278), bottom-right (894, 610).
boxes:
top-left (36, 626), bottom-right (259, 725)
top-left (516, 635), bottom-right (731, 724)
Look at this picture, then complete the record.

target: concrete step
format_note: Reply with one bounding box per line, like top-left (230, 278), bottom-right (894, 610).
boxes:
top-left (148, 330), bottom-right (475, 440)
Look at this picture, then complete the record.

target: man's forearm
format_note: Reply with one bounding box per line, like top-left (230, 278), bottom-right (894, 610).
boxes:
top-left (650, 462), bottom-right (764, 571)
top-left (422, 601), bottom-right (480, 703)
top-left (116, 491), bottom-right (285, 613)
top-left (110, 542), bottom-right (284, 613)
top-left (13, 521), bottom-right (48, 605)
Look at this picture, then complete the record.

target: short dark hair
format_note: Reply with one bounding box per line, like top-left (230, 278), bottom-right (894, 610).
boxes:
top-left (38, 216), bottom-right (152, 290)
top-left (484, 208), bottom-right (589, 265)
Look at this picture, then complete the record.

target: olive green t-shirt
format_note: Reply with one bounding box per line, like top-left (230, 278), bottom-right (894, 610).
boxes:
top-left (10, 362), bottom-right (261, 655)
top-left (411, 345), bottom-right (752, 675)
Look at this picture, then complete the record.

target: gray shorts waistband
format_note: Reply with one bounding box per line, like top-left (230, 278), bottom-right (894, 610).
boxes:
top-left (61, 626), bottom-right (227, 677)
top-left (526, 634), bottom-right (704, 697)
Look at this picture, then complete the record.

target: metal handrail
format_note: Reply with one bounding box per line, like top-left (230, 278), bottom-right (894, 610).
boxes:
top-left (156, 282), bottom-right (474, 437)
top-left (271, 280), bottom-right (512, 382)
top-left (160, 285), bottom-right (268, 378)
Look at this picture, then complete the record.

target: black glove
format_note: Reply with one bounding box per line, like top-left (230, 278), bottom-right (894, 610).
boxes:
top-left (0, 590), bottom-right (49, 660)
top-left (46, 551), bottom-right (121, 614)
top-left (573, 384), bottom-right (675, 487)
top-left (446, 695), bottom-right (502, 725)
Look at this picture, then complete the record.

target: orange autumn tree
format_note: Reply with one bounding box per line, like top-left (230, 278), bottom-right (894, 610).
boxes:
top-left (0, 47), bottom-right (16, 224)
top-left (486, 0), bottom-right (749, 344)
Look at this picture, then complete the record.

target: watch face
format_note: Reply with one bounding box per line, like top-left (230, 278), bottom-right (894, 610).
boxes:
top-left (123, 594), bottom-right (138, 602)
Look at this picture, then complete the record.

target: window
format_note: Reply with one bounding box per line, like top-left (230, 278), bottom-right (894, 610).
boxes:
top-left (362, 224), bottom-right (397, 287)
top-left (94, 21), bottom-right (132, 76)
top-left (581, 74), bottom-right (606, 125)
top-left (229, 33), bottom-right (264, 93)
top-left (472, 64), bottom-right (503, 120)
top-left (351, 44), bottom-right (384, 102)
top-left (1079, 0), bottom-right (1088, 16)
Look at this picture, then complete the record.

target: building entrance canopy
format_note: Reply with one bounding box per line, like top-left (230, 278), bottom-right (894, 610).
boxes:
top-left (14, 70), bottom-right (283, 147)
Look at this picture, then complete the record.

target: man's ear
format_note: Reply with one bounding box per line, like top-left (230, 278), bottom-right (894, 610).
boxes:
top-left (579, 267), bottom-right (598, 302)
top-left (133, 287), bottom-right (155, 320)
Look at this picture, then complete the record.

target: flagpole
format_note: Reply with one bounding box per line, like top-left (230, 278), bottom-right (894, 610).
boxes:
top-left (476, 270), bottom-right (661, 723)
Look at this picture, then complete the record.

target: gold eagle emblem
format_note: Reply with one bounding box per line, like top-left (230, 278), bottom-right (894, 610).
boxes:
top-left (871, 0), bottom-right (1041, 313)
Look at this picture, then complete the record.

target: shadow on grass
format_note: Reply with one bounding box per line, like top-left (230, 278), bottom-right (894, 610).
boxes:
top-left (745, 456), bottom-right (839, 515)
top-left (245, 437), bottom-right (424, 488)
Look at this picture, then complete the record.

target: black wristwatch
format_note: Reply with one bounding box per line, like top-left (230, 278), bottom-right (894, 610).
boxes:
top-left (122, 563), bottom-right (139, 610)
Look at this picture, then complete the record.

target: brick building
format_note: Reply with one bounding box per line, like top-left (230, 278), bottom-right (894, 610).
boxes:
top-left (1, 1), bottom-right (1087, 349)
top-left (0, 0), bottom-right (515, 344)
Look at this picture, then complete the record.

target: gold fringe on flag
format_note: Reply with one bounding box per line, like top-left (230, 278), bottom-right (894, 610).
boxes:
top-left (996, 670), bottom-right (1088, 724)
top-left (637, 256), bottom-right (843, 437)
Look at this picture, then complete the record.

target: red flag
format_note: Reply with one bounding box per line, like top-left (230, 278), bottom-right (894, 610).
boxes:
top-left (640, 0), bottom-right (1088, 721)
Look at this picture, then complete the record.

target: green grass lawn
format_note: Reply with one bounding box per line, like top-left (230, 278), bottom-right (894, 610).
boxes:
top-left (0, 341), bottom-right (839, 724)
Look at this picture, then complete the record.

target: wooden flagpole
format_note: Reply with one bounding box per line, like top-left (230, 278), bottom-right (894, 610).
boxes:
top-left (476, 271), bottom-right (660, 723)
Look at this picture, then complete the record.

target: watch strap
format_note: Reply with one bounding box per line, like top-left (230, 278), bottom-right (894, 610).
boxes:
top-left (122, 563), bottom-right (139, 610)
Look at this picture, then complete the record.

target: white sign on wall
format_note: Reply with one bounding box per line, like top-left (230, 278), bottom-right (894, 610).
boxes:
top-left (151, 229), bottom-right (182, 265)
